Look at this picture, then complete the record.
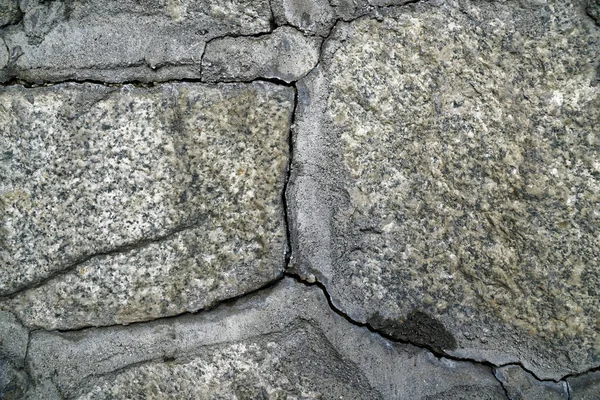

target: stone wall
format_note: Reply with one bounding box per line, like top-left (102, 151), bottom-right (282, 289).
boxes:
top-left (1, 0), bottom-right (599, 398)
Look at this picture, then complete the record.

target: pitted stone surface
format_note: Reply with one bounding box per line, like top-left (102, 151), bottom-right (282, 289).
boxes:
top-left (271, 0), bottom-right (336, 36)
top-left (288, 0), bottom-right (600, 379)
top-left (24, 279), bottom-right (506, 400)
top-left (202, 26), bottom-right (321, 83)
top-left (0, 0), bottom-right (271, 83)
top-left (0, 82), bottom-right (291, 328)
top-left (588, 0), bottom-right (600, 25)
top-left (0, 0), bottom-right (20, 28)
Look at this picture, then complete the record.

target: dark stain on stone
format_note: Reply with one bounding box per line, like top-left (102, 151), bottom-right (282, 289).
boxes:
top-left (368, 310), bottom-right (457, 351)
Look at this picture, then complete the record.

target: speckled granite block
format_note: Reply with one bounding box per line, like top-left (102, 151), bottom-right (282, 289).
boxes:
top-left (0, 81), bottom-right (292, 329)
top-left (288, 0), bottom-right (600, 379)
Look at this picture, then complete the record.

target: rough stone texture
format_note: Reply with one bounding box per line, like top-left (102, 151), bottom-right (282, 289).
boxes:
top-left (568, 370), bottom-right (600, 400)
top-left (1, 0), bottom-right (599, 396)
top-left (494, 365), bottom-right (568, 399)
top-left (271, 0), bottom-right (336, 36)
top-left (0, 311), bottom-right (29, 400)
top-left (0, 311), bottom-right (28, 368)
top-left (0, 0), bottom-right (272, 83)
top-left (588, 0), bottom-right (600, 25)
top-left (24, 279), bottom-right (506, 400)
top-left (0, 36), bottom-right (8, 64)
top-left (0, 38), bottom-right (8, 69)
top-left (0, 82), bottom-right (292, 328)
top-left (0, 0), bottom-right (20, 28)
top-left (288, 0), bottom-right (600, 380)
top-left (0, 360), bottom-right (29, 400)
top-left (202, 26), bottom-right (321, 83)
top-left (368, 0), bottom-right (413, 6)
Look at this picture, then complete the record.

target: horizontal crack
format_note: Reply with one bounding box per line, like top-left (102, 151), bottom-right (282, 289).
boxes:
top-left (1, 219), bottom-right (203, 301)
top-left (0, 76), bottom-right (296, 88)
top-left (283, 272), bottom-right (600, 386)
top-left (30, 274), bottom-right (287, 334)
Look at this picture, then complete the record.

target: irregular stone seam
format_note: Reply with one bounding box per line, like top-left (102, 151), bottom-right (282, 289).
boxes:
top-left (2, 0), bottom-right (598, 392)
top-left (282, 0), bottom-right (600, 387)
top-left (0, 76), bottom-right (297, 303)
top-left (2, 2), bottom-right (598, 383)
top-left (62, 330), bottom-right (287, 394)
top-left (20, 271), bottom-right (597, 396)
top-left (0, 218), bottom-right (203, 301)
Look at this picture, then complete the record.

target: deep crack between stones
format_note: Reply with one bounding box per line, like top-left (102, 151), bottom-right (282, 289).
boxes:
top-left (5, 0), bottom-right (600, 395)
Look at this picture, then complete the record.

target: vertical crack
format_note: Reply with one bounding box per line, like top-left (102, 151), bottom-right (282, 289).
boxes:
top-left (492, 368), bottom-right (513, 400)
top-left (282, 84), bottom-right (298, 269)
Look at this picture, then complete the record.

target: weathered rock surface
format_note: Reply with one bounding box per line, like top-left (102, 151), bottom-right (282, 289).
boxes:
top-left (0, 311), bottom-right (29, 400)
top-left (494, 365), bottom-right (568, 400)
top-left (588, 0), bottom-right (600, 25)
top-left (0, 0), bottom-right (272, 83)
top-left (24, 278), bottom-right (506, 399)
top-left (0, 0), bottom-right (20, 28)
top-left (271, 0), bottom-right (336, 36)
top-left (0, 82), bottom-right (291, 328)
top-left (288, 0), bottom-right (600, 380)
top-left (202, 26), bottom-right (321, 83)
top-left (1, 0), bottom-right (599, 396)
top-left (567, 370), bottom-right (600, 400)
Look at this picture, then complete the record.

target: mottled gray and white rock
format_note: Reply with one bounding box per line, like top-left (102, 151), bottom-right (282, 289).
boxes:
top-left (25, 278), bottom-right (506, 400)
top-left (0, 0), bottom-right (20, 28)
top-left (288, 0), bottom-right (600, 380)
top-left (588, 0), bottom-right (600, 25)
top-left (0, 0), bottom-right (272, 83)
top-left (0, 81), bottom-right (292, 328)
top-left (495, 365), bottom-right (568, 400)
top-left (202, 26), bottom-right (321, 83)
top-left (568, 370), bottom-right (600, 400)
top-left (271, 0), bottom-right (335, 36)
top-left (329, 0), bottom-right (371, 21)
top-left (0, 39), bottom-right (8, 70)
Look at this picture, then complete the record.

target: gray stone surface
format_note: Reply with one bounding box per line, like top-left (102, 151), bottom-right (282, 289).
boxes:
top-left (288, 0), bottom-right (600, 380)
top-left (0, 0), bottom-right (598, 396)
top-left (568, 370), bottom-right (600, 400)
top-left (329, 0), bottom-right (371, 21)
top-left (271, 0), bottom-right (335, 36)
top-left (588, 0), bottom-right (600, 25)
top-left (0, 82), bottom-right (292, 328)
top-left (25, 278), bottom-right (506, 400)
top-left (368, 0), bottom-right (412, 6)
top-left (0, 0), bottom-right (20, 28)
top-left (0, 359), bottom-right (29, 400)
top-left (202, 26), bottom-right (321, 83)
top-left (0, 311), bottom-right (29, 400)
top-left (0, 0), bottom-right (272, 83)
top-left (0, 311), bottom-right (28, 368)
top-left (0, 38), bottom-right (7, 69)
top-left (495, 365), bottom-right (568, 400)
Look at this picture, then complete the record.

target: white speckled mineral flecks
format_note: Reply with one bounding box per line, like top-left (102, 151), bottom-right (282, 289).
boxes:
top-left (0, 81), bottom-right (292, 328)
top-left (288, 0), bottom-right (600, 380)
